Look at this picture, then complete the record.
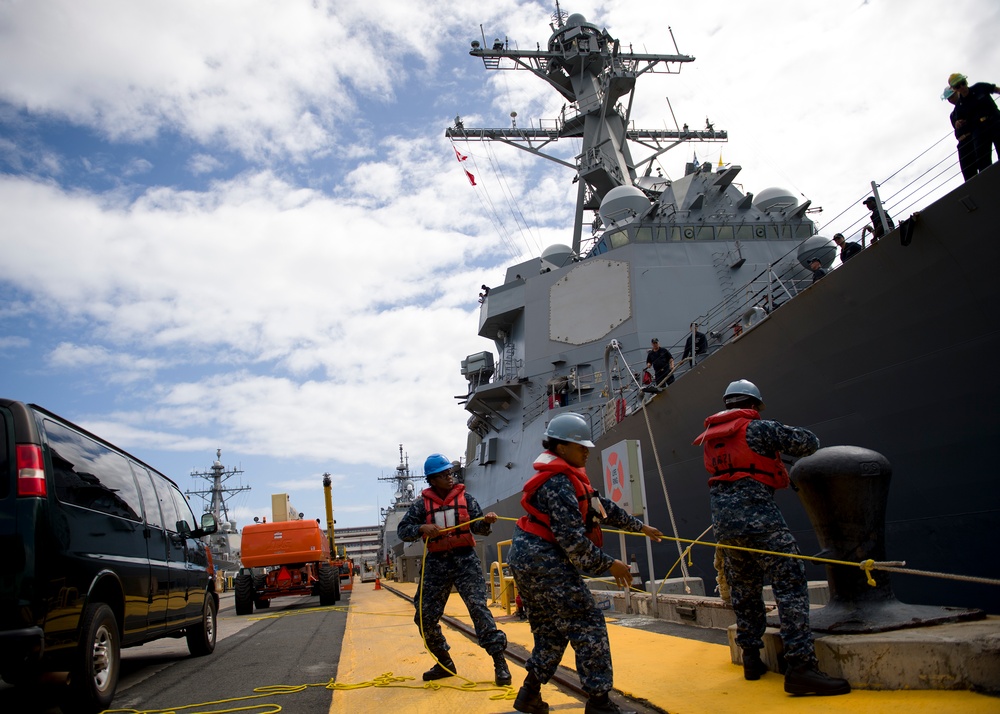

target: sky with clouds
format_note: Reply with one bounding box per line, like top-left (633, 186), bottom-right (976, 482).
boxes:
top-left (2, 0), bottom-right (998, 530)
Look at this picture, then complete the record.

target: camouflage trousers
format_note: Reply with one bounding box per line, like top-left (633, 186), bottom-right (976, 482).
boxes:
top-left (414, 547), bottom-right (507, 657)
top-left (508, 531), bottom-right (614, 696)
top-left (721, 529), bottom-right (817, 668)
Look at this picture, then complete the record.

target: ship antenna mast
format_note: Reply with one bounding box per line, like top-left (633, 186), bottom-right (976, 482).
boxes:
top-left (186, 448), bottom-right (251, 525)
top-left (446, 9), bottom-right (726, 253)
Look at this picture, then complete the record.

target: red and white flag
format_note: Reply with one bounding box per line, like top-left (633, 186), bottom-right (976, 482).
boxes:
top-left (452, 143), bottom-right (475, 185)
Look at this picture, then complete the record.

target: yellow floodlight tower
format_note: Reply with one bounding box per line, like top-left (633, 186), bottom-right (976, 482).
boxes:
top-left (322, 472), bottom-right (336, 556)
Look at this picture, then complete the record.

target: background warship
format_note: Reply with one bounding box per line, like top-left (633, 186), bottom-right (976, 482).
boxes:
top-left (186, 449), bottom-right (250, 576)
top-left (443, 7), bottom-right (999, 614)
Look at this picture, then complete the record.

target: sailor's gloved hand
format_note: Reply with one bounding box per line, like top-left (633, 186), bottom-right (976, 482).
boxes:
top-left (419, 524), bottom-right (442, 538)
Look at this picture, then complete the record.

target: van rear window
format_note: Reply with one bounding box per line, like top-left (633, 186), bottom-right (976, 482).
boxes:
top-left (44, 419), bottom-right (142, 521)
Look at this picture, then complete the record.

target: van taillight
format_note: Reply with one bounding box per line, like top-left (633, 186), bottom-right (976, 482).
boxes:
top-left (16, 444), bottom-right (47, 497)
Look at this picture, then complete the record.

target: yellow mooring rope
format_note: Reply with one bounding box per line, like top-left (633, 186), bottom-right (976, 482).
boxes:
top-left (103, 512), bottom-right (998, 714)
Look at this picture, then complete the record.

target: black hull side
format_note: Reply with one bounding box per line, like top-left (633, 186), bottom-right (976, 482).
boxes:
top-left (587, 165), bottom-right (1000, 613)
top-left (472, 167), bottom-right (1000, 614)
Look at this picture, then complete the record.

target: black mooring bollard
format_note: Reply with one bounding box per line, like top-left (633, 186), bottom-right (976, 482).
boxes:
top-left (792, 446), bottom-right (982, 633)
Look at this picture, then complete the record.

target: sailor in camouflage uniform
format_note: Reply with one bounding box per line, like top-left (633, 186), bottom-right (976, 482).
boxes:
top-left (509, 413), bottom-right (662, 714)
top-left (397, 453), bottom-right (510, 686)
top-left (694, 379), bottom-right (851, 696)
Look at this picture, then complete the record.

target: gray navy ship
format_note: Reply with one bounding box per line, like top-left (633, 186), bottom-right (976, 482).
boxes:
top-left (445, 7), bottom-right (999, 613)
top-left (186, 449), bottom-right (250, 576)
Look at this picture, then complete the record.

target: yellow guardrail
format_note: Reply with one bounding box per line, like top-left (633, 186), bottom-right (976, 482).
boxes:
top-left (488, 539), bottom-right (517, 614)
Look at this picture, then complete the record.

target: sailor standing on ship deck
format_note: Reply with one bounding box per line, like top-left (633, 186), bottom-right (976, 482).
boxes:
top-left (396, 454), bottom-right (511, 686)
top-left (693, 380), bottom-right (851, 696)
top-left (508, 412), bottom-right (662, 714)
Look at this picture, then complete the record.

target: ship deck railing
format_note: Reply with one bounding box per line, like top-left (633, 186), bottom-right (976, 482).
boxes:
top-left (469, 134), bottom-right (966, 445)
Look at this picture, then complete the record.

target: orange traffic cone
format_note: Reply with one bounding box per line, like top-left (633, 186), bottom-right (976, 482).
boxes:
top-left (374, 577), bottom-right (381, 590)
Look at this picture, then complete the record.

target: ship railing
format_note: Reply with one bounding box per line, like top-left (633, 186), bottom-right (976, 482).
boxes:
top-left (590, 137), bottom-right (966, 443)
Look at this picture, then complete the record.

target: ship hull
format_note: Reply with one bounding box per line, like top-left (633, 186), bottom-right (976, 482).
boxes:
top-left (471, 166), bottom-right (1000, 614)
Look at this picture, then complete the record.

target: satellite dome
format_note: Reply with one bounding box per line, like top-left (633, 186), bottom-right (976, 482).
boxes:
top-left (565, 13), bottom-right (587, 27)
top-left (797, 235), bottom-right (837, 268)
top-left (753, 187), bottom-right (798, 212)
top-left (599, 185), bottom-right (650, 225)
top-left (541, 243), bottom-right (575, 270)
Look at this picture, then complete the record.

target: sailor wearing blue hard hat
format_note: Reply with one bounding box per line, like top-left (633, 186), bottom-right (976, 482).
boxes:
top-left (396, 453), bottom-right (510, 686)
top-left (694, 381), bottom-right (851, 695)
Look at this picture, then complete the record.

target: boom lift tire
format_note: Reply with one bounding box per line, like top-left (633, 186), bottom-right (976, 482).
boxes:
top-left (63, 602), bottom-right (119, 714)
top-left (318, 563), bottom-right (339, 606)
top-left (186, 595), bottom-right (218, 656)
top-left (234, 573), bottom-right (255, 615)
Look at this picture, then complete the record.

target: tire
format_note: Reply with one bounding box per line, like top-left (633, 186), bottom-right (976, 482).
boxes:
top-left (318, 563), bottom-right (338, 606)
top-left (234, 573), bottom-right (254, 616)
top-left (252, 573), bottom-right (270, 609)
top-left (64, 602), bottom-right (119, 714)
top-left (186, 595), bottom-right (217, 656)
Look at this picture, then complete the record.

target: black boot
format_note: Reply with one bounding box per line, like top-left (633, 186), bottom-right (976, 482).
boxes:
top-left (742, 649), bottom-right (769, 680)
top-left (492, 651), bottom-right (512, 686)
top-left (422, 656), bottom-right (456, 681)
top-left (513, 672), bottom-right (549, 714)
top-left (584, 693), bottom-right (636, 714)
top-left (784, 665), bottom-right (851, 696)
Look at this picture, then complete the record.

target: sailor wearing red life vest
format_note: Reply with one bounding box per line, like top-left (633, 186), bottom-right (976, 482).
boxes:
top-left (693, 379), bottom-right (850, 696)
top-left (396, 453), bottom-right (510, 686)
top-left (508, 412), bottom-right (662, 714)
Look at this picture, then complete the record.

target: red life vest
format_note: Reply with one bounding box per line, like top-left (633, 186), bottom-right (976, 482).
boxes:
top-left (422, 484), bottom-right (476, 552)
top-left (693, 408), bottom-right (789, 489)
top-left (516, 452), bottom-right (604, 547)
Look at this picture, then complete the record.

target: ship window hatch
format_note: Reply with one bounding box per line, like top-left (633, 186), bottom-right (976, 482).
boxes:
top-left (634, 226), bottom-right (653, 242)
top-left (608, 229), bottom-right (629, 248)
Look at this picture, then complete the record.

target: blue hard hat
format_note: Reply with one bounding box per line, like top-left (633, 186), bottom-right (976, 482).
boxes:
top-left (423, 453), bottom-right (452, 479)
top-left (544, 412), bottom-right (595, 447)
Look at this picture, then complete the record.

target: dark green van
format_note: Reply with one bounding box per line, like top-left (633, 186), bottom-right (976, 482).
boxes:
top-left (0, 399), bottom-right (219, 713)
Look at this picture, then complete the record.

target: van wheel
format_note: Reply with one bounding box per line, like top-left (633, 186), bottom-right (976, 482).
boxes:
top-left (186, 595), bottom-right (217, 656)
top-left (64, 602), bottom-right (119, 713)
top-left (234, 574), bottom-right (254, 616)
top-left (318, 563), bottom-right (338, 606)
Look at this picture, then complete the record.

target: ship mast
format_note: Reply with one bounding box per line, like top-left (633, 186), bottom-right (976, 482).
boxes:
top-left (445, 8), bottom-right (726, 252)
top-left (378, 444), bottom-right (414, 504)
top-left (186, 448), bottom-right (251, 526)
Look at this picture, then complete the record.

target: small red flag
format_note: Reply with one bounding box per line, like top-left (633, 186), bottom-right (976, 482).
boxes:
top-left (453, 145), bottom-right (467, 162)
top-left (465, 170), bottom-right (477, 186)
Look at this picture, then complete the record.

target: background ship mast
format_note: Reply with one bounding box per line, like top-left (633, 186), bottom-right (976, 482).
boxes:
top-left (378, 444), bottom-right (415, 507)
top-left (186, 448), bottom-right (251, 527)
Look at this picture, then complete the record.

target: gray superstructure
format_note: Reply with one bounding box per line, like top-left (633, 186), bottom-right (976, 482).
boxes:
top-left (448, 8), bottom-right (999, 613)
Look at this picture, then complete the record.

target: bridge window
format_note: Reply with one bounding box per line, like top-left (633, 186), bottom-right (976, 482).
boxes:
top-left (608, 229), bottom-right (629, 249)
